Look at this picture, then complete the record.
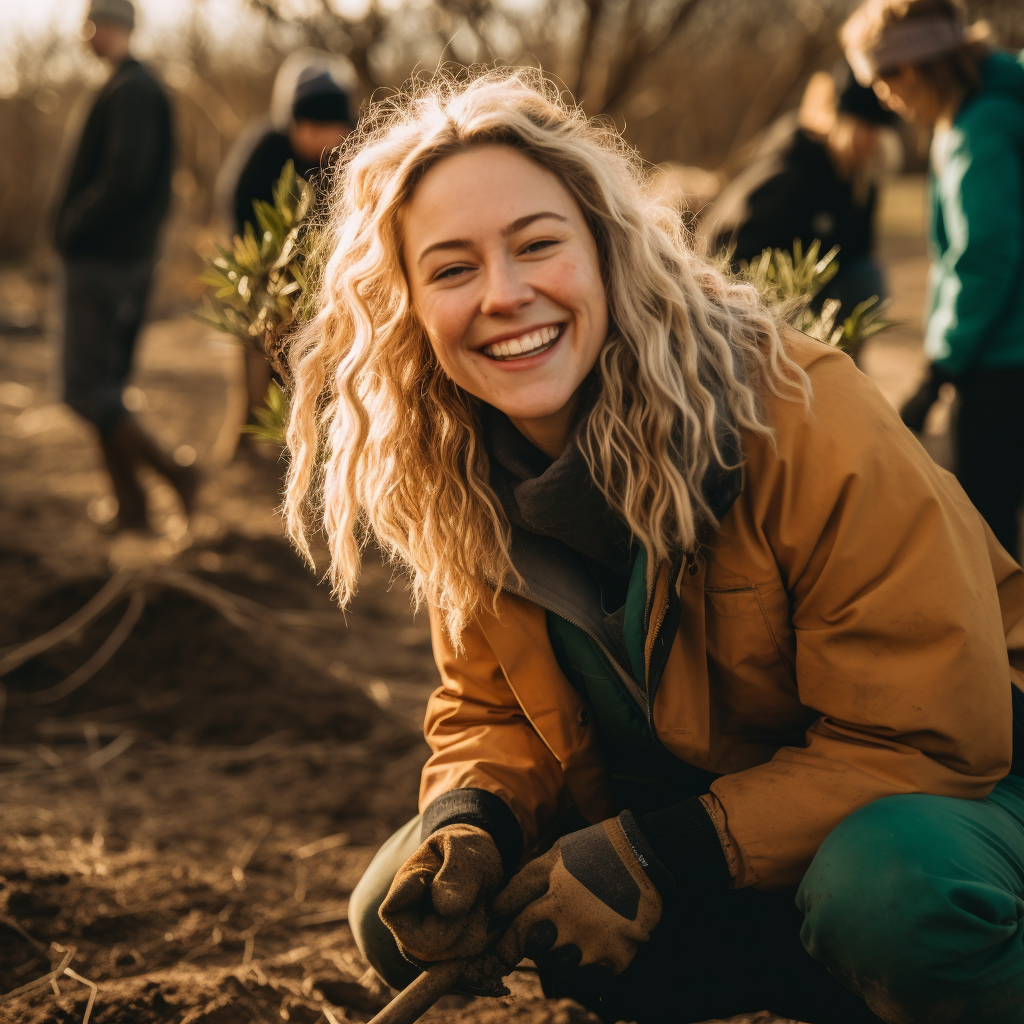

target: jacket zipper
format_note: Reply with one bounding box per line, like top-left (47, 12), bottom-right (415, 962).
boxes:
top-left (511, 550), bottom-right (688, 747)
top-left (514, 588), bottom-right (651, 718)
top-left (642, 554), bottom-right (684, 747)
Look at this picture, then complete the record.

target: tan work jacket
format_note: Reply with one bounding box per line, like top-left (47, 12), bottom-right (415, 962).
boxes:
top-left (420, 333), bottom-right (1024, 889)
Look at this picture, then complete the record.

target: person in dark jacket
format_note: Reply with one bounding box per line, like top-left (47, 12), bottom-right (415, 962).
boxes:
top-left (231, 68), bottom-right (352, 237)
top-left (222, 66), bottom-right (352, 448)
top-left (55, 0), bottom-right (197, 531)
top-left (703, 71), bottom-right (901, 317)
top-left (844, 0), bottom-right (1024, 560)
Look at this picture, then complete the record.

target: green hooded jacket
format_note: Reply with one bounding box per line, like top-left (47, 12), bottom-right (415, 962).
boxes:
top-left (926, 50), bottom-right (1024, 375)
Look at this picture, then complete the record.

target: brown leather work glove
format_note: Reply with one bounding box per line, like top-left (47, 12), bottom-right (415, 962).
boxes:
top-left (379, 823), bottom-right (505, 962)
top-left (490, 812), bottom-right (664, 976)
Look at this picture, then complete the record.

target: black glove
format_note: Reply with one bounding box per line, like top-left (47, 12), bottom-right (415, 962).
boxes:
top-left (900, 364), bottom-right (955, 433)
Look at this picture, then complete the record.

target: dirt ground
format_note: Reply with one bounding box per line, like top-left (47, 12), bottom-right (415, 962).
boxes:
top-left (0, 187), bottom-right (940, 1024)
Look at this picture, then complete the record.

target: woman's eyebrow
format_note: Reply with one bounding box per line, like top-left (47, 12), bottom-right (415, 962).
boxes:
top-left (502, 211), bottom-right (568, 236)
top-left (417, 238), bottom-right (472, 265)
top-left (416, 212), bottom-right (569, 266)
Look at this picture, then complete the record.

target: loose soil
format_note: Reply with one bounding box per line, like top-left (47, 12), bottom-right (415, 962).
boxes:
top-left (0, 222), bottom-right (934, 1024)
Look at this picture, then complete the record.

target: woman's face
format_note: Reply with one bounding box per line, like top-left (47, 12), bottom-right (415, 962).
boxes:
top-left (402, 144), bottom-right (609, 458)
top-left (874, 65), bottom-right (941, 125)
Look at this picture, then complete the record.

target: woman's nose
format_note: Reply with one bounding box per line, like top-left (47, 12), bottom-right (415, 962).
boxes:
top-left (479, 258), bottom-right (534, 316)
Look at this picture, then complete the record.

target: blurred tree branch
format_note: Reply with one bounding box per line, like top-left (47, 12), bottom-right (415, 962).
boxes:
top-left (242, 0), bottom-right (713, 115)
top-left (594, 0), bottom-right (706, 113)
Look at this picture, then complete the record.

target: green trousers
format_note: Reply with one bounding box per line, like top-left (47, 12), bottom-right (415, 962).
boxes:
top-left (350, 778), bottom-right (1024, 1023)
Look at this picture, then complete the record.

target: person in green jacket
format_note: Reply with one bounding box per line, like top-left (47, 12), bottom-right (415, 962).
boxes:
top-left (843, 0), bottom-right (1024, 559)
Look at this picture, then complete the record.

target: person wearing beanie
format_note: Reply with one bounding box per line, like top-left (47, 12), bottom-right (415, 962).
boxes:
top-left (844, 0), bottom-right (1024, 561)
top-left (54, 0), bottom-right (198, 531)
top-left (223, 65), bottom-right (353, 451)
top-left (702, 68), bottom-right (902, 320)
top-left (231, 68), bottom-right (352, 238)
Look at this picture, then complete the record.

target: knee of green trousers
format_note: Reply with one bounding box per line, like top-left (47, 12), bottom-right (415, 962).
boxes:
top-left (797, 780), bottom-right (1024, 1024)
top-left (349, 815), bottom-right (424, 991)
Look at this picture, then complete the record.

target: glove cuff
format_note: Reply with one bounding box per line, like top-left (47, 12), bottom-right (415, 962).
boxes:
top-left (617, 809), bottom-right (676, 898)
top-left (421, 788), bottom-right (523, 877)
top-left (635, 797), bottom-right (731, 898)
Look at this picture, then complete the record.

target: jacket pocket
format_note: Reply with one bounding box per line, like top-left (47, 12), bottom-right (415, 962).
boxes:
top-left (704, 582), bottom-right (807, 740)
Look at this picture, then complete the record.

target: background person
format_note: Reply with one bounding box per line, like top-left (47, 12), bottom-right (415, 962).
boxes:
top-left (54, 0), bottom-right (197, 530)
top-left (285, 72), bottom-right (1024, 1024)
top-left (220, 66), bottom-right (353, 448)
top-left (843, 0), bottom-right (1024, 560)
top-left (703, 69), bottom-right (902, 318)
top-left (230, 67), bottom-right (352, 237)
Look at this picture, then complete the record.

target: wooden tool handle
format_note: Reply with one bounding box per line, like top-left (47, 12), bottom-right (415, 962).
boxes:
top-left (366, 959), bottom-right (468, 1024)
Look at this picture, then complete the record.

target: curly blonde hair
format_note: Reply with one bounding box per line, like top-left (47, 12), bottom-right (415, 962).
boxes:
top-left (285, 67), bottom-right (807, 640)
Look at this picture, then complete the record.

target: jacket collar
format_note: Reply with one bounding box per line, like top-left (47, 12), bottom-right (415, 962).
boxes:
top-left (485, 397), bottom-right (743, 688)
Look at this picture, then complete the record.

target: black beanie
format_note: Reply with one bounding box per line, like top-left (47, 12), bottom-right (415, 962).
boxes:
top-left (837, 78), bottom-right (896, 126)
top-left (292, 71), bottom-right (351, 124)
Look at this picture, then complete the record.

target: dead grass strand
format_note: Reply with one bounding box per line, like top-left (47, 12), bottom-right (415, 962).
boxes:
top-left (63, 967), bottom-right (98, 1024)
top-left (0, 945), bottom-right (74, 1004)
top-left (0, 571), bottom-right (135, 676)
top-left (29, 590), bottom-right (147, 705)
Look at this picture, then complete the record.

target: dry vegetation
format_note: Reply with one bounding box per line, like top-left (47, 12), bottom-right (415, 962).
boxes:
top-left (2, 0), bottom-right (1020, 318)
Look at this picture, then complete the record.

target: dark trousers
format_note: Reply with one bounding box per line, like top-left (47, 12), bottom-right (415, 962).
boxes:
top-left (540, 880), bottom-right (881, 1024)
top-left (956, 366), bottom-right (1024, 561)
top-left (62, 257), bottom-right (153, 434)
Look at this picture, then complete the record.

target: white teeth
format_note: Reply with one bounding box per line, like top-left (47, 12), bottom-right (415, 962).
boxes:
top-left (483, 325), bottom-right (563, 360)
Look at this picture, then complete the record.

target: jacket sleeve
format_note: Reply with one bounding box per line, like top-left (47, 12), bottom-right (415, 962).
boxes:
top-left (56, 81), bottom-right (168, 252)
top-left (420, 604), bottom-right (568, 852)
top-left (707, 339), bottom-right (1016, 889)
top-left (925, 102), bottom-right (1024, 376)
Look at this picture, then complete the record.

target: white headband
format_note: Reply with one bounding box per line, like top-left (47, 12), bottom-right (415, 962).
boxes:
top-left (849, 15), bottom-right (965, 85)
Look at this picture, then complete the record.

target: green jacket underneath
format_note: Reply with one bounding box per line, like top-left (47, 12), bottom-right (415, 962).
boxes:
top-left (926, 50), bottom-right (1024, 376)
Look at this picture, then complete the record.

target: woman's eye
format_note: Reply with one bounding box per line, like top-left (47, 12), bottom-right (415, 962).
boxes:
top-left (522, 239), bottom-right (558, 254)
top-left (434, 264), bottom-right (471, 280)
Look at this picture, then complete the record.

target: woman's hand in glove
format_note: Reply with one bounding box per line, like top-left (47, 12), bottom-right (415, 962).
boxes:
top-left (490, 812), bottom-right (664, 977)
top-left (378, 823), bottom-right (505, 962)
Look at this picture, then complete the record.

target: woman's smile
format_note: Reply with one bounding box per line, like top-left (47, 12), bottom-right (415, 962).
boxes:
top-left (479, 323), bottom-right (565, 362)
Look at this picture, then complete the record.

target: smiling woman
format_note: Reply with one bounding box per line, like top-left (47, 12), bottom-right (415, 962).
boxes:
top-left (285, 68), bottom-right (1024, 1024)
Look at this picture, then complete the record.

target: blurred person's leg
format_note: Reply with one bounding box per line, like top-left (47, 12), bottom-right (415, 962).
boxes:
top-left (63, 258), bottom-right (148, 527)
top-left (955, 366), bottom-right (1024, 561)
top-left (62, 259), bottom-right (135, 433)
top-left (105, 415), bottom-right (200, 522)
top-left (63, 259), bottom-right (199, 529)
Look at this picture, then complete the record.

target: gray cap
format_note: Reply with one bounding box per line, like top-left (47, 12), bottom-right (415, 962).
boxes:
top-left (87, 0), bottom-right (135, 28)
